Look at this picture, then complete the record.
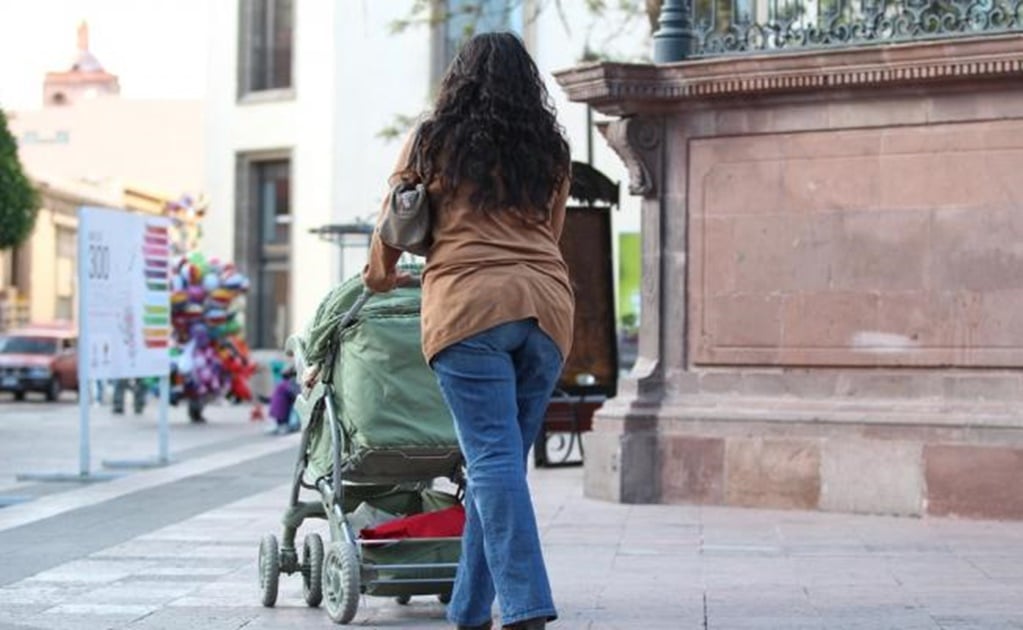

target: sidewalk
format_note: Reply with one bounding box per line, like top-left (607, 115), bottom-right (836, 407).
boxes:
top-left (1, 433), bottom-right (1022, 629)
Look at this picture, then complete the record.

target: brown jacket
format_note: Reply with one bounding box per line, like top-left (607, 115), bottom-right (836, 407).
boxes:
top-left (364, 132), bottom-right (574, 363)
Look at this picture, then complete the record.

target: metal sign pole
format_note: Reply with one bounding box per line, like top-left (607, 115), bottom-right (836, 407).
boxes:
top-left (17, 208), bottom-right (116, 484)
top-left (158, 375), bottom-right (170, 464)
top-left (78, 361), bottom-right (90, 476)
top-left (77, 242), bottom-right (91, 477)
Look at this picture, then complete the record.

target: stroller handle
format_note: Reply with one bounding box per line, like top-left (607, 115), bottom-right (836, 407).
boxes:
top-left (339, 289), bottom-right (374, 329)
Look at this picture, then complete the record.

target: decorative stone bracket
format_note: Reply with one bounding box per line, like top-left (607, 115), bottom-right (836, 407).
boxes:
top-left (596, 117), bottom-right (664, 199)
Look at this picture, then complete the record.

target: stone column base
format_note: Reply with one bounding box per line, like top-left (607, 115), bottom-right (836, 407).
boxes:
top-left (582, 422), bottom-right (659, 504)
top-left (584, 394), bottom-right (1023, 519)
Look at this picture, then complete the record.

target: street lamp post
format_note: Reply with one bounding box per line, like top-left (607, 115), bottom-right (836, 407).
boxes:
top-left (653, 0), bottom-right (696, 63)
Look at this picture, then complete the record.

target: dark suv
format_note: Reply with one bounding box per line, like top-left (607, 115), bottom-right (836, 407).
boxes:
top-left (0, 325), bottom-right (78, 401)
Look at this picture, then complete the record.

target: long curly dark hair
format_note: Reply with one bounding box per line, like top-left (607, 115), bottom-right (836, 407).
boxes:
top-left (403, 32), bottom-right (571, 221)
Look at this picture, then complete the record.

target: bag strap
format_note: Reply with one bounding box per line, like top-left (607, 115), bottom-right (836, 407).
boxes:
top-left (405, 124), bottom-right (426, 184)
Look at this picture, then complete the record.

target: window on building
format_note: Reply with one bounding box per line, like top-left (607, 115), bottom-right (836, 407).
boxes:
top-left (55, 226), bottom-right (76, 322)
top-left (55, 297), bottom-right (73, 322)
top-left (238, 0), bottom-right (294, 95)
top-left (258, 161), bottom-right (291, 246)
top-left (433, 0), bottom-right (524, 84)
top-left (56, 227), bottom-right (76, 259)
top-left (237, 155), bottom-right (292, 350)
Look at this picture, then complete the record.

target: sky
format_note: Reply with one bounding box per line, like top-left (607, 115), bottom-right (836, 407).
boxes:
top-left (0, 0), bottom-right (209, 110)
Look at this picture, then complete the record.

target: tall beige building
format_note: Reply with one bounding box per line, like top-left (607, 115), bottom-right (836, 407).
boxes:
top-left (1, 23), bottom-right (203, 330)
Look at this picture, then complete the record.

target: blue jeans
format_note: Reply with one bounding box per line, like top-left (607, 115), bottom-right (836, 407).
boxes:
top-left (431, 319), bottom-right (562, 627)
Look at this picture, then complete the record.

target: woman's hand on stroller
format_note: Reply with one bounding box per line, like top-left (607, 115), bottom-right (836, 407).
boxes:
top-left (302, 364), bottom-right (321, 389)
top-left (361, 264), bottom-right (414, 293)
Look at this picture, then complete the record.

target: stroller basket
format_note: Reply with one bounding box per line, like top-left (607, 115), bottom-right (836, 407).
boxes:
top-left (360, 537), bottom-right (461, 597)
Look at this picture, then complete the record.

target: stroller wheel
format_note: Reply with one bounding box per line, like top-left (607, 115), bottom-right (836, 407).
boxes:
top-left (438, 591), bottom-right (452, 605)
top-left (323, 542), bottom-right (360, 624)
top-left (258, 534), bottom-right (281, 607)
top-left (302, 533), bottom-right (325, 607)
top-left (395, 594), bottom-right (412, 605)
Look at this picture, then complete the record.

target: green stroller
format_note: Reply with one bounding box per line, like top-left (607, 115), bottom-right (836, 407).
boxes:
top-left (256, 274), bottom-right (464, 624)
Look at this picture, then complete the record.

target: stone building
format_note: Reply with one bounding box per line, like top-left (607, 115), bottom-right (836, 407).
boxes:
top-left (558, 1), bottom-right (1023, 519)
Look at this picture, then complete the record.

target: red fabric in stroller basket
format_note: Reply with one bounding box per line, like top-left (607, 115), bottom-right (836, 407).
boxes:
top-left (360, 505), bottom-right (465, 540)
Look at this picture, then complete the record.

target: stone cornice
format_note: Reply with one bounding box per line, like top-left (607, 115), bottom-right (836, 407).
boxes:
top-left (555, 34), bottom-right (1023, 116)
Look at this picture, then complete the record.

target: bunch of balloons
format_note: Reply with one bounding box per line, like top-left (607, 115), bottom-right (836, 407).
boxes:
top-left (164, 194), bottom-right (207, 256)
top-left (169, 251), bottom-right (254, 407)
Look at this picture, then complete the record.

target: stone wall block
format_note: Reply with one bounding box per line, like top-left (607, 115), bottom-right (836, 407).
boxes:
top-left (820, 440), bottom-right (924, 516)
top-left (724, 438), bottom-right (822, 509)
top-left (660, 435), bottom-right (725, 504)
top-left (924, 445), bottom-right (1023, 519)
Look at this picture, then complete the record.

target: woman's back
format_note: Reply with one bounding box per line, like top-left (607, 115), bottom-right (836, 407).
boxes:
top-left (420, 175), bottom-right (574, 364)
top-left (365, 30), bottom-right (575, 365)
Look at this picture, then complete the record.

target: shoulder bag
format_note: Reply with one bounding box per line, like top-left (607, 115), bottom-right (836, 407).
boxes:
top-left (378, 128), bottom-right (432, 257)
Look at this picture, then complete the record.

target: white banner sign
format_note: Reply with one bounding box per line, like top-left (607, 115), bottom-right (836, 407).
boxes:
top-left (79, 207), bottom-right (171, 380)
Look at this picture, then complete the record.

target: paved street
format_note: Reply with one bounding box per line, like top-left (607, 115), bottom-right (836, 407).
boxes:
top-left (1, 401), bottom-right (1023, 629)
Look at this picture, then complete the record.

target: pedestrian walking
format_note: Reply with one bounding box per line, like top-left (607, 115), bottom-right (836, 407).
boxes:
top-left (112, 378), bottom-right (147, 414)
top-left (266, 365), bottom-right (299, 435)
top-left (363, 32), bottom-right (573, 630)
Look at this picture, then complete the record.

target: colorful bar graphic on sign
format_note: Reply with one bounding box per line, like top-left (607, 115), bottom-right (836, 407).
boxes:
top-left (143, 223), bottom-right (170, 347)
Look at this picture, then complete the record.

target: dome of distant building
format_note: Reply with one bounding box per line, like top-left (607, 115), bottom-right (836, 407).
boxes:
top-left (42, 21), bottom-right (120, 107)
top-left (70, 21), bottom-right (106, 72)
top-left (71, 50), bottom-right (105, 73)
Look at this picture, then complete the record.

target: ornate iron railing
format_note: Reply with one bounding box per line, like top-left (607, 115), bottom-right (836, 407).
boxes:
top-left (654, 0), bottom-right (1023, 59)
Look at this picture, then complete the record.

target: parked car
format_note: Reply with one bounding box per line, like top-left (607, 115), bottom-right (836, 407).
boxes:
top-left (0, 325), bottom-right (78, 401)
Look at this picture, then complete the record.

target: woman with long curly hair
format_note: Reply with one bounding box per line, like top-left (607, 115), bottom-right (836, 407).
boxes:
top-left (363, 32), bottom-right (572, 630)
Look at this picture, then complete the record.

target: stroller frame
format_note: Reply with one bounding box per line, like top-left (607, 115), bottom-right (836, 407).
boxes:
top-left (257, 288), bottom-right (464, 624)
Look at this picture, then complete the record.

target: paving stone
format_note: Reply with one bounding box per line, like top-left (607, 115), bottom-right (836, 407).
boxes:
top-left (814, 613), bottom-right (941, 629)
top-left (932, 617), bottom-right (1023, 630)
top-left (22, 560), bottom-right (156, 585)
